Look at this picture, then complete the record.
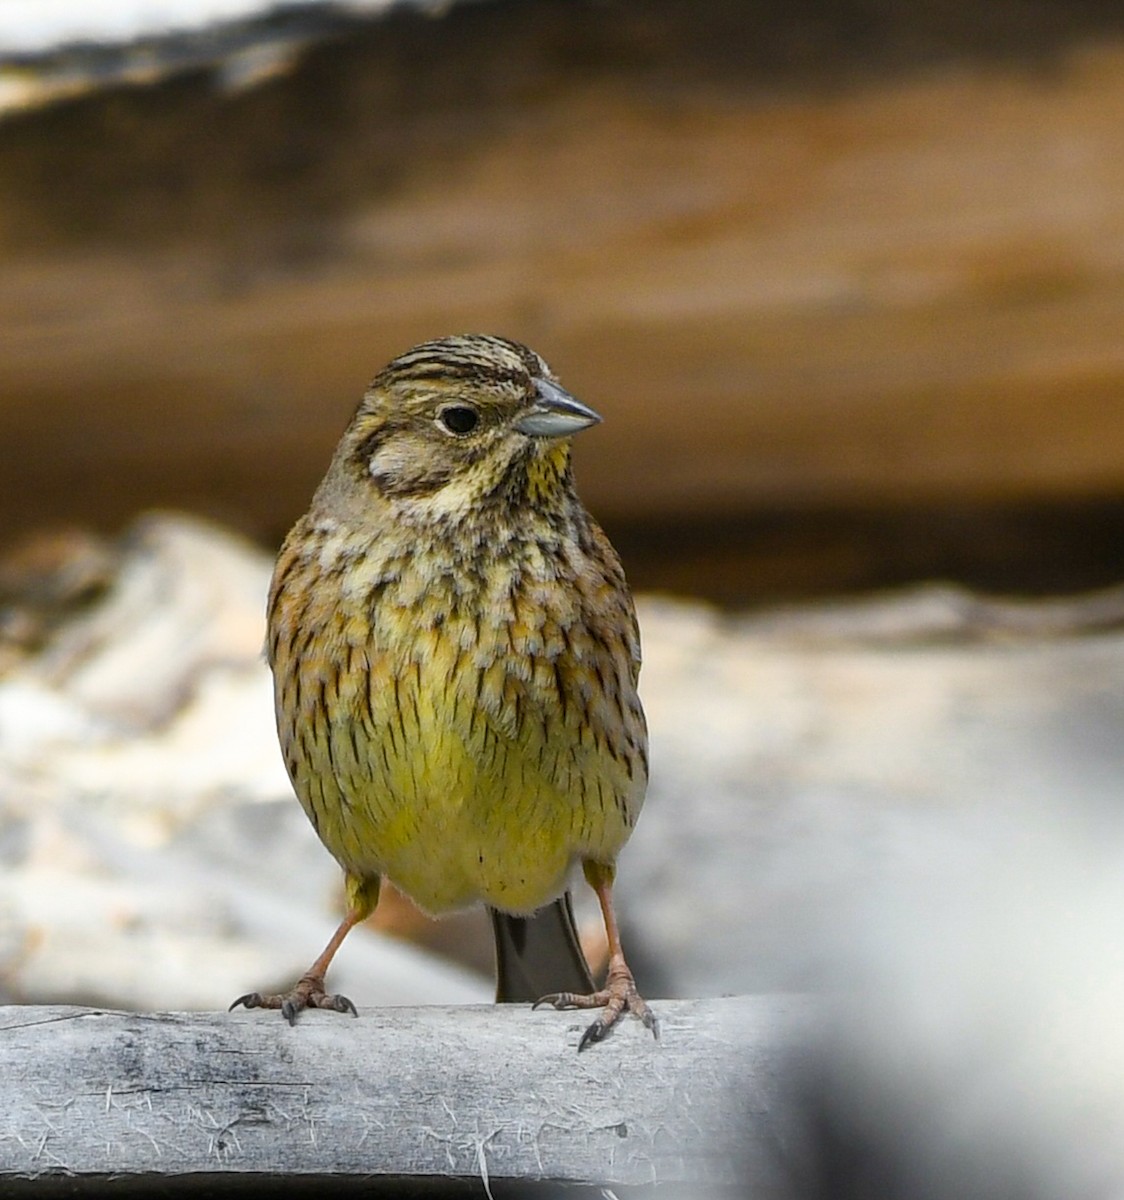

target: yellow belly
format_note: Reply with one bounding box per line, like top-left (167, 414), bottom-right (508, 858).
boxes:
top-left (277, 608), bottom-right (641, 916)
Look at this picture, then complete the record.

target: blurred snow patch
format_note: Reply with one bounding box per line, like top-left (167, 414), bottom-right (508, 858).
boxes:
top-left (0, 0), bottom-right (399, 55)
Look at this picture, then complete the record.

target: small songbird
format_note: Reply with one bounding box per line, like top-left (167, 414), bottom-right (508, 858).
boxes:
top-left (232, 335), bottom-right (654, 1049)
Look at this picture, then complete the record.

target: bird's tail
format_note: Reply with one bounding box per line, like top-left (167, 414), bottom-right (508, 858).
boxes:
top-left (489, 891), bottom-right (595, 1003)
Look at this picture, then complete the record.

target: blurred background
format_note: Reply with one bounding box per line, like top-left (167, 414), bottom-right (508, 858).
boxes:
top-left (5, 0), bottom-right (1124, 603)
top-left (4, 1), bottom-right (1124, 1194)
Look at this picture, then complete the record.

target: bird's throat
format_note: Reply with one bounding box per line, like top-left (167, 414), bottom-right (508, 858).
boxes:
top-left (524, 441), bottom-right (573, 507)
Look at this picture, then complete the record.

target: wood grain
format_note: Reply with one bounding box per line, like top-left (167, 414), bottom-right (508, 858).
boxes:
top-left (0, 998), bottom-right (812, 1193)
top-left (3, 2), bottom-right (1124, 548)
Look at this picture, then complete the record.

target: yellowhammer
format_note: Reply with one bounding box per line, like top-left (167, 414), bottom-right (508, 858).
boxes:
top-left (232, 335), bottom-right (655, 1049)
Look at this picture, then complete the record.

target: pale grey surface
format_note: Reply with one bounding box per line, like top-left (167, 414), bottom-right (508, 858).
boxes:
top-left (0, 996), bottom-right (813, 1193)
top-left (627, 594), bottom-right (1124, 997)
top-left (810, 807), bottom-right (1124, 1200)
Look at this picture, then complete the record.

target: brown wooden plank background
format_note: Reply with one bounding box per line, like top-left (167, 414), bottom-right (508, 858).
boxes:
top-left (4, 0), bottom-right (1124, 601)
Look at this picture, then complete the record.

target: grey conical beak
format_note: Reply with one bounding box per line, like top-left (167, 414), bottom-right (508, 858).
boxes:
top-left (515, 379), bottom-right (602, 438)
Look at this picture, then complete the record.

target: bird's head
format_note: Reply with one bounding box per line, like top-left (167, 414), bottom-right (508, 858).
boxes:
top-left (319, 335), bottom-right (601, 526)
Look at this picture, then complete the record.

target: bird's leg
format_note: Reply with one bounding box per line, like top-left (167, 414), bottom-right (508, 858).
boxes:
top-left (535, 861), bottom-right (658, 1051)
top-left (231, 874), bottom-right (379, 1024)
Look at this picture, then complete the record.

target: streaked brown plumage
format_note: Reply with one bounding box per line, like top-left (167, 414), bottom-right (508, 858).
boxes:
top-left (232, 334), bottom-right (654, 1048)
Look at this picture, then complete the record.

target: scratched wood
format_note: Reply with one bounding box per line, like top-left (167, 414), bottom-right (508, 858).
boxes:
top-left (0, 997), bottom-right (813, 1195)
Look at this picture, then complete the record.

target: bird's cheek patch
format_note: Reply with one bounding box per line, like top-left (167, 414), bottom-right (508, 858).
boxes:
top-left (368, 440), bottom-right (454, 498)
top-left (367, 442), bottom-right (406, 482)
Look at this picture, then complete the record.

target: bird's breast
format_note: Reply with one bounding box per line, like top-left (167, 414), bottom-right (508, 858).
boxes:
top-left (271, 548), bottom-right (645, 915)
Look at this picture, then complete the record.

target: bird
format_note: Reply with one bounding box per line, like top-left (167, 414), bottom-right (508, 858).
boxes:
top-left (231, 334), bottom-right (655, 1049)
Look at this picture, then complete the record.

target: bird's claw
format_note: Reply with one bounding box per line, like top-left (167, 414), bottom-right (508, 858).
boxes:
top-left (229, 975), bottom-right (357, 1024)
top-left (535, 967), bottom-right (658, 1051)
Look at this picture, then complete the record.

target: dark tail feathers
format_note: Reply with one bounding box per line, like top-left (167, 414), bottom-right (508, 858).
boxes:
top-left (489, 891), bottom-right (595, 1003)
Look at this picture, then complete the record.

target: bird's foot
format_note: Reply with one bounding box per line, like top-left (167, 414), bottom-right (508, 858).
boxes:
top-left (535, 962), bottom-right (658, 1051)
top-left (229, 973), bottom-right (357, 1025)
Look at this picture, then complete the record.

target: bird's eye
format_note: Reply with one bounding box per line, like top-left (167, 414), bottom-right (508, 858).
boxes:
top-left (437, 405), bottom-right (480, 436)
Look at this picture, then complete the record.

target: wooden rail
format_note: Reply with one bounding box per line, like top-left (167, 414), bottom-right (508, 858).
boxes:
top-left (0, 997), bottom-right (813, 1196)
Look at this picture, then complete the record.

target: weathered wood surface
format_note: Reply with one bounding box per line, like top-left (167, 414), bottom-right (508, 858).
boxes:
top-left (0, 997), bottom-right (813, 1194)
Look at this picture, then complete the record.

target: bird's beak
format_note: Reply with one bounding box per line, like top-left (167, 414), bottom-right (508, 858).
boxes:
top-left (515, 379), bottom-right (602, 438)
